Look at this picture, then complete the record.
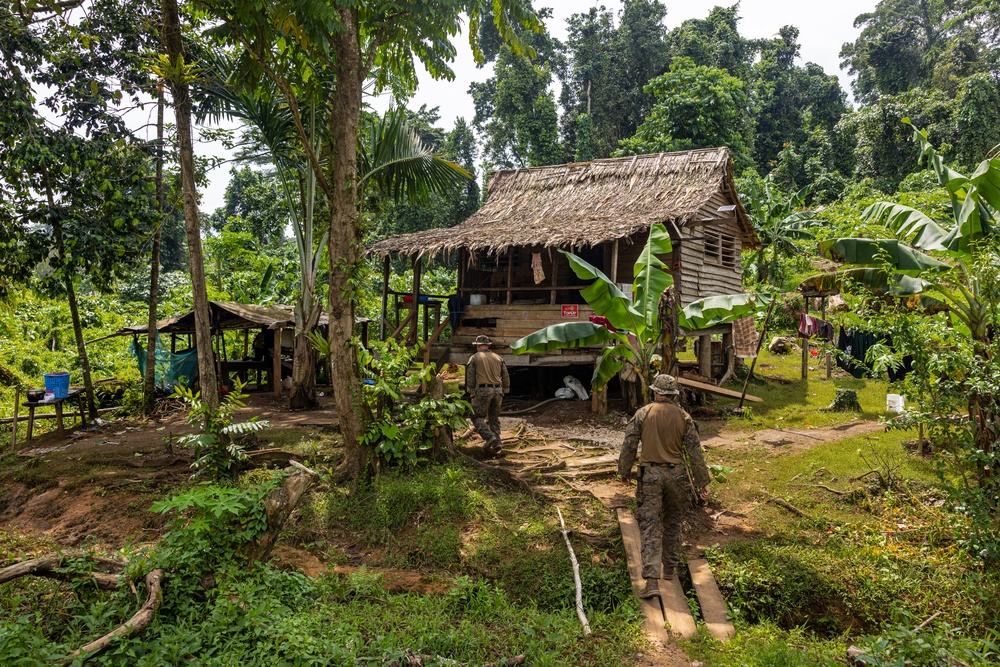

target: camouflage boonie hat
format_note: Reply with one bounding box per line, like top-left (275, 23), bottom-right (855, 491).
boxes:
top-left (474, 335), bottom-right (493, 346)
top-left (650, 374), bottom-right (680, 395)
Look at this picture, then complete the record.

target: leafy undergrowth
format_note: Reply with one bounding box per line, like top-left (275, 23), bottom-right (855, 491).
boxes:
top-left (0, 463), bottom-right (643, 666)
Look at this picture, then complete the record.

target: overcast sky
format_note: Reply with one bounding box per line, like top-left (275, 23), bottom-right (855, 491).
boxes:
top-left (202, 1), bottom-right (878, 211)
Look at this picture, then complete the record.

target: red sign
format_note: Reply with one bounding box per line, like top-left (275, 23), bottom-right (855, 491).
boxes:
top-left (561, 305), bottom-right (579, 318)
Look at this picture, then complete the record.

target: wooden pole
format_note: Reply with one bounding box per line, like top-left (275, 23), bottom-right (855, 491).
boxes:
top-left (273, 327), bottom-right (282, 397)
top-left (801, 299), bottom-right (810, 380)
top-left (610, 239), bottom-right (619, 284)
top-left (410, 256), bottom-right (422, 347)
top-left (550, 250), bottom-right (558, 305)
top-left (557, 508), bottom-right (592, 638)
top-left (699, 334), bottom-right (713, 379)
top-left (505, 250), bottom-right (513, 305)
top-left (739, 298), bottom-right (777, 411)
top-left (11, 386), bottom-right (19, 452)
top-left (822, 297), bottom-right (832, 380)
top-left (380, 255), bottom-right (390, 341)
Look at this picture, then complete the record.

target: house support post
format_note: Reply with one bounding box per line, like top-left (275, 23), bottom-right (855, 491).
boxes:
top-left (801, 299), bottom-right (809, 380)
top-left (273, 327), bottom-right (282, 397)
top-left (506, 250), bottom-right (513, 305)
top-left (550, 250), bottom-right (559, 305)
top-left (610, 240), bottom-right (619, 284)
top-left (822, 297), bottom-right (831, 380)
top-left (721, 330), bottom-right (734, 383)
top-left (409, 256), bottom-right (421, 347)
top-left (380, 255), bottom-right (390, 341)
top-left (699, 335), bottom-right (712, 379)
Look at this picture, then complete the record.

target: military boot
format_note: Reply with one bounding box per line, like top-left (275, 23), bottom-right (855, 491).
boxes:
top-left (638, 578), bottom-right (660, 599)
top-left (662, 565), bottom-right (675, 580)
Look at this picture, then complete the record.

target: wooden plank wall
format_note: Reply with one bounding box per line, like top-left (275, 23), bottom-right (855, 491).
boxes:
top-left (677, 195), bottom-right (744, 305)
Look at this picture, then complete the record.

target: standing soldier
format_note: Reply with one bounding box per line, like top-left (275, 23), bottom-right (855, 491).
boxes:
top-left (466, 335), bottom-right (509, 457)
top-left (618, 374), bottom-right (711, 599)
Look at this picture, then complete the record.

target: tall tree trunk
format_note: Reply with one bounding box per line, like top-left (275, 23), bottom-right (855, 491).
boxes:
top-left (329, 7), bottom-right (371, 480)
top-left (43, 170), bottom-right (98, 420)
top-left (143, 85), bottom-right (165, 415)
top-left (161, 0), bottom-right (218, 410)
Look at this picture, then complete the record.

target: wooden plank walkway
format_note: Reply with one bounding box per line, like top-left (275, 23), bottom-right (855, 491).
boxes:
top-left (616, 508), bottom-right (671, 645)
top-left (688, 558), bottom-right (736, 641)
top-left (616, 509), bottom-right (697, 641)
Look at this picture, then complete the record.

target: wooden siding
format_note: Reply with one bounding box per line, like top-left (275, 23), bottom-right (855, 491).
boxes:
top-left (454, 303), bottom-right (596, 348)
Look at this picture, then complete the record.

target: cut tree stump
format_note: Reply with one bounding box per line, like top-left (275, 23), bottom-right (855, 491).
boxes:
top-left (822, 388), bottom-right (862, 412)
top-left (687, 558), bottom-right (735, 641)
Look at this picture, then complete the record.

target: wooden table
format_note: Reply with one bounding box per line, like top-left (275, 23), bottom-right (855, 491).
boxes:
top-left (22, 388), bottom-right (87, 441)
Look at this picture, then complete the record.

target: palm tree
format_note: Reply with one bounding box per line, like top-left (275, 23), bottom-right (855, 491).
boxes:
top-left (199, 58), bottom-right (469, 409)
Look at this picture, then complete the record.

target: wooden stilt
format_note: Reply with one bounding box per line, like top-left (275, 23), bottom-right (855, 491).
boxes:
top-left (11, 386), bottom-right (19, 452)
top-left (801, 299), bottom-right (810, 380)
top-left (610, 239), bottom-right (619, 284)
top-left (699, 334), bottom-right (712, 378)
top-left (410, 257), bottom-right (421, 347)
top-left (273, 327), bottom-right (282, 397)
top-left (380, 255), bottom-right (390, 341)
top-left (506, 250), bottom-right (513, 305)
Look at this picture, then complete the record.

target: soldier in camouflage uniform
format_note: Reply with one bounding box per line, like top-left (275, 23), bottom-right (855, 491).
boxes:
top-left (466, 335), bottom-right (510, 457)
top-left (618, 374), bottom-right (711, 599)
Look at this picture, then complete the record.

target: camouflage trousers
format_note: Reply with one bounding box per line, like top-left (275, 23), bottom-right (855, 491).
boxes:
top-left (636, 463), bottom-right (691, 579)
top-left (471, 387), bottom-right (503, 450)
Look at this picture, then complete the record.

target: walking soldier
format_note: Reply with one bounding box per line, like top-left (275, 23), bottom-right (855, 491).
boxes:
top-left (466, 335), bottom-right (509, 457)
top-left (618, 374), bottom-right (711, 599)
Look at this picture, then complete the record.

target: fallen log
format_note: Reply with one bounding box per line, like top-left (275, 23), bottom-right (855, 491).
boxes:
top-left (59, 569), bottom-right (165, 663)
top-left (0, 550), bottom-right (125, 589)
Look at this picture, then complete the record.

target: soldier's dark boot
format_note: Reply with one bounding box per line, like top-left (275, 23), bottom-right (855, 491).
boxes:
top-left (662, 565), bottom-right (675, 581)
top-left (638, 578), bottom-right (660, 599)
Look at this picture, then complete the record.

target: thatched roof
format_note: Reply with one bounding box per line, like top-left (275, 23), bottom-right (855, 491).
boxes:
top-left (369, 147), bottom-right (758, 258)
top-left (119, 301), bottom-right (372, 336)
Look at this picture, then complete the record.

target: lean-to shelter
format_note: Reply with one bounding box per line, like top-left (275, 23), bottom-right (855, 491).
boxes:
top-left (117, 301), bottom-right (370, 394)
top-left (369, 148), bottom-right (760, 404)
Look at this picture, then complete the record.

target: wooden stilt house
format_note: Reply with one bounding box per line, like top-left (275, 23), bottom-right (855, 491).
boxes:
top-left (369, 147), bottom-right (760, 400)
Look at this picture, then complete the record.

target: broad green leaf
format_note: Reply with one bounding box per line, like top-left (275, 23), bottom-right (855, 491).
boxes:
top-left (797, 269), bottom-right (930, 297)
top-left (862, 202), bottom-right (948, 251)
top-left (561, 250), bottom-right (645, 334)
top-left (632, 223), bottom-right (674, 328)
top-left (970, 158), bottom-right (1000, 214)
top-left (679, 293), bottom-right (772, 330)
top-left (592, 345), bottom-right (626, 391)
top-left (818, 239), bottom-right (951, 275)
top-left (511, 322), bottom-right (618, 354)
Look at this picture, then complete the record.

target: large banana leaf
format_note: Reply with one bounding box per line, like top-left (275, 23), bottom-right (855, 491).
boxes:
top-left (971, 158), bottom-right (1000, 214)
top-left (632, 223), bottom-right (674, 329)
top-left (561, 250), bottom-right (646, 334)
top-left (510, 321), bottom-right (618, 354)
top-left (679, 293), bottom-right (772, 330)
top-left (818, 239), bottom-right (951, 275)
top-left (592, 344), bottom-right (627, 391)
top-left (798, 269), bottom-right (929, 297)
top-left (862, 202), bottom-right (948, 251)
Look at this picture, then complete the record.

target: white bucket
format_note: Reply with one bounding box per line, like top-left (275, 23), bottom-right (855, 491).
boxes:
top-left (886, 394), bottom-right (905, 413)
top-left (469, 294), bottom-right (486, 306)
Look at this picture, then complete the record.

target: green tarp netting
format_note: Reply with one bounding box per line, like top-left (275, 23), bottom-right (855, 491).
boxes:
top-left (129, 334), bottom-right (199, 390)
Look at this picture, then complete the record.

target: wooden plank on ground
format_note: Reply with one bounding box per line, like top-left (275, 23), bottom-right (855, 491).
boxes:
top-left (677, 377), bottom-right (763, 403)
top-left (688, 558), bottom-right (736, 641)
top-left (659, 575), bottom-right (698, 639)
top-left (616, 508), bottom-right (670, 646)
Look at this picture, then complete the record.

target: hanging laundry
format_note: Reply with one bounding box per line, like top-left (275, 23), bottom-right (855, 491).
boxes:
top-left (732, 316), bottom-right (759, 358)
top-left (799, 313), bottom-right (820, 337)
top-left (835, 326), bottom-right (882, 379)
top-left (818, 319), bottom-right (835, 342)
top-left (531, 252), bottom-right (545, 284)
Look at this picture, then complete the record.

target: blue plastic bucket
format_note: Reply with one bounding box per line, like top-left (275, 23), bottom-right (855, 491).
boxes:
top-left (44, 372), bottom-right (70, 399)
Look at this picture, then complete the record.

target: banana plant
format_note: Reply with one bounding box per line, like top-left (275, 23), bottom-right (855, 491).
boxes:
top-left (511, 223), bottom-right (770, 400)
top-left (800, 121), bottom-right (1000, 481)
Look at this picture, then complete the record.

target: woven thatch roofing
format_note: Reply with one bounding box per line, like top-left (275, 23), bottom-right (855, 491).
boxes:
top-left (369, 147), bottom-right (758, 258)
top-left (119, 302), bottom-right (371, 336)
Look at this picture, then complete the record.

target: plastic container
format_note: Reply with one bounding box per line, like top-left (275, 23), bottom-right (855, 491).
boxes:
top-left (469, 294), bottom-right (486, 306)
top-left (886, 393), bottom-right (905, 414)
top-left (43, 372), bottom-right (70, 399)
